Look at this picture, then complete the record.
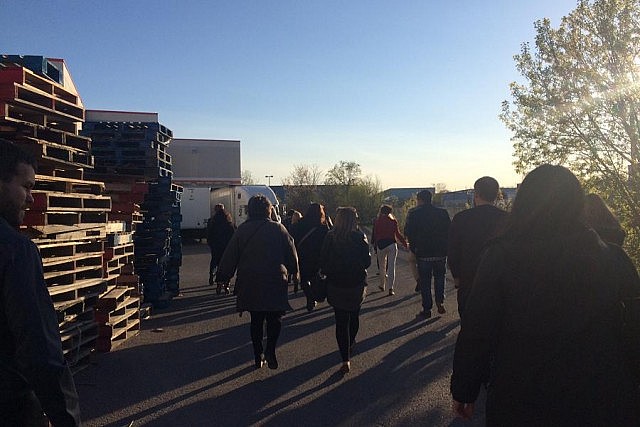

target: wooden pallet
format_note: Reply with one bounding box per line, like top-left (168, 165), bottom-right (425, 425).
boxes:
top-left (55, 294), bottom-right (98, 329)
top-left (95, 288), bottom-right (141, 352)
top-left (35, 238), bottom-right (104, 258)
top-left (48, 277), bottom-right (108, 305)
top-left (0, 117), bottom-right (90, 151)
top-left (0, 67), bottom-right (83, 120)
top-left (43, 252), bottom-right (104, 286)
top-left (24, 210), bottom-right (108, 227)
top-left (104, 250), bottom-right (135, 276)
top-left (35, 173), bottom-right (104, 195)
top-left (14, 137), bottom-right (93, 168)
top-left (24, 223), bottom-right (108, 241)
top-left (59, 319), bottom-right (98, 372)
top-left (31, 190), bottom-right (111, 212)
top-left (0, 65), bottom-right (79, 105)
top-left (116, 272), bottom-right (139, 290)
top-left (90, 165), bottom-right (173, 179)
top-left (95, 286), bottom-right (140, 315)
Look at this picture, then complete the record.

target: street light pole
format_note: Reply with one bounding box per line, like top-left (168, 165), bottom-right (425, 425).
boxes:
top-left (265, 175), bottom-right (273, 186)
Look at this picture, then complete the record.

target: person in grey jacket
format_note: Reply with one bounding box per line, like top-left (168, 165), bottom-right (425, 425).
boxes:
top-left (216, 195), bottom-right (299, 370)
top-left (319, 207), bottom-right (371, 374)
top-left (0, 139), bottom-right (81, 426)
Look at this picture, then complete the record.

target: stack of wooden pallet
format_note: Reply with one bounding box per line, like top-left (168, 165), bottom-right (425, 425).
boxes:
top-left (0, 55), bottom-right (115, 369)
top-left (94, 285), bottom-right (140, 352)
top-left (82, 111), bottom-right (183, 309)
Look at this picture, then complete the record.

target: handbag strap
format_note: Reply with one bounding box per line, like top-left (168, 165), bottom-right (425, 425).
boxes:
top-left (297, 227), bottom-right (318, 247)
top-left (238, 220), bottom-right (268, 261)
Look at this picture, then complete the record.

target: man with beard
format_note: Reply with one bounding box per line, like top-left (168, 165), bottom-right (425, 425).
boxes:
top-left (0, 139), bottom-right (81, 426)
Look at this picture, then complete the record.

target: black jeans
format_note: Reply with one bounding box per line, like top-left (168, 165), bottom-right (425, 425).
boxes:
top-left (249, 311), bottom-right (283, 358)
top-left (334, 307), bottom-right (360, 362)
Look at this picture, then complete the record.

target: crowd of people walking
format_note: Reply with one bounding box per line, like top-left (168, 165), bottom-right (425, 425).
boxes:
top-left (209, 164), bottom-right (640, 426)
top-left (1, 133), bottom-right (638, 426)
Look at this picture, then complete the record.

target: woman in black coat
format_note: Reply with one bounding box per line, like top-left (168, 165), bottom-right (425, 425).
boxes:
top-left (216, 195), bottom-right (299, 370)
top-left (319, 207), bottom-right (371, 374)
top-left (207, 203), bottom-right (235, 293)
top-left (451, 165), bottom-right (640, 426)
top-left (290, 203), bottom-right (330, 311)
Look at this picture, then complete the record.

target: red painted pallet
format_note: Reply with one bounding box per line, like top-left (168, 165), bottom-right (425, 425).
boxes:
top-left (0, 66), bottom-right (79, 105)
top-left (24, 210), bottom-right (108, 227)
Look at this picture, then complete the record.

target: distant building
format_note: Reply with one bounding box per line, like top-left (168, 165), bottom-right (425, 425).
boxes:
top-left (442, 187), bottom-right (518, 217)
top-left (382, 187), bottom-right (435, 204)
top-left (168, 138), bottom-right (241, 187)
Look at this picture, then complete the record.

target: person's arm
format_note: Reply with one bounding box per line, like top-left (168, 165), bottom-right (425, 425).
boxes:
top-left (371, 220), bottom-right (377, 246)
top-left (451, 244), bottom-right (506, 406)
top-left (404, 212), bottom-right (415, 252)
top-left (447, 215), bottom-right (461, 280)
top-left (318, 233), bottom-right (332, 276)
top-left (216, 231), bottom-right (241, 283)
top-left (5, 240), bottom-right (80, 426)
top-left (393, 220), bottom-right (407, 248)
top-left (612, 244), bottom-right (640, 383)
top-left (282, 225), bottom-right (300, 282)
top-left (357, 232), bottom-right (372, 269)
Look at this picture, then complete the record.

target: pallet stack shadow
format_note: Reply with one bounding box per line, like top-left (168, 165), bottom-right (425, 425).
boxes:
top-left (82, 118), bottom-right (183, 309)
top-left (0, 55), bottom-right (117, 369)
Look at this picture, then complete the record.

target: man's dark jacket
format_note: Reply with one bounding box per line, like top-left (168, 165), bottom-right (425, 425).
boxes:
top-left (0, 217), bottom-right (81, 426)
top-left (404, 203), bottom-right (451, 258)
top-left (447, 204), bottom-right (507, 290)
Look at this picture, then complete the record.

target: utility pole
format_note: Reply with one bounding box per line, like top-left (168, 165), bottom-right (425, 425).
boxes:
top-left (265, 175), bottom-right (273, 186)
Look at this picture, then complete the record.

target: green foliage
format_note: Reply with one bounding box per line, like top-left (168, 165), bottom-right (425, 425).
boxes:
top-left (322, 161), bottom-right (383, 223)
top-left (501, 0), bottom-right (640, 265)
top-left (282, 164), bottom-right (323, 212)
top-left (396, 194), bottom-right (418, 232)
top-left (281, 161), bottom-right (384, 224)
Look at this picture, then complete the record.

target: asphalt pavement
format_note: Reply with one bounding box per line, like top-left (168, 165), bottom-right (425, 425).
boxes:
top-left (75, 243), bottom-right (486, 427)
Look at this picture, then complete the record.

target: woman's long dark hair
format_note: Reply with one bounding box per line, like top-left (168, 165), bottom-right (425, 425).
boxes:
top-left (303, 203), bottom-right (326, 227)
top-left (503, 164), bottom-right (584, 241)
top-left (332, 207), bottom-right (358, 241)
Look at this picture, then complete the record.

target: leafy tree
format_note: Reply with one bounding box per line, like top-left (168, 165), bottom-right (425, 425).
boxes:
top-left (282, 164), bottom-right (323, 212)
top-left (323, 161), bottom-right (362, 208)
top-left (500, 0), bottom-right (640, 263)
top-left (321, 161), bottom-right (383, 223)
top-left (241, 170), bottom-right (255, 185)
top-left (349, 175), bottom-right (384, 225)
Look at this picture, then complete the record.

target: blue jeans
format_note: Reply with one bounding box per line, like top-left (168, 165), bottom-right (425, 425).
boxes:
top-left (417, 258), bottom-right (446, 311)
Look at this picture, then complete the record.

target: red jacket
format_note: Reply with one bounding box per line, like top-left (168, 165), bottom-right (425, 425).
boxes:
top-left (372, 215), bottom-right (407, 248)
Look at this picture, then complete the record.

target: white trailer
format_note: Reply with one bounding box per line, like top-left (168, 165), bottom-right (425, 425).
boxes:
top-left (180, 187), bottom-right (212, 239)
top-left (210, 185), bottom-right (280, 226)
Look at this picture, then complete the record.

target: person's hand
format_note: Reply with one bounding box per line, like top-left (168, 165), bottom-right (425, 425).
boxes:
top-left (452, 399), bottom-right (474, 420)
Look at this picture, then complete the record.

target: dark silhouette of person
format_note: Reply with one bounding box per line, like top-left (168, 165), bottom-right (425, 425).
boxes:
top-left (451, 164), bottom-right (640, 426)
top-left (0, 139), bottom-right (81, 426)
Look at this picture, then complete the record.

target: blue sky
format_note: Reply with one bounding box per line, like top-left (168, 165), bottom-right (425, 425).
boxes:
top-left (2, 1), bottom-right (578, 190)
